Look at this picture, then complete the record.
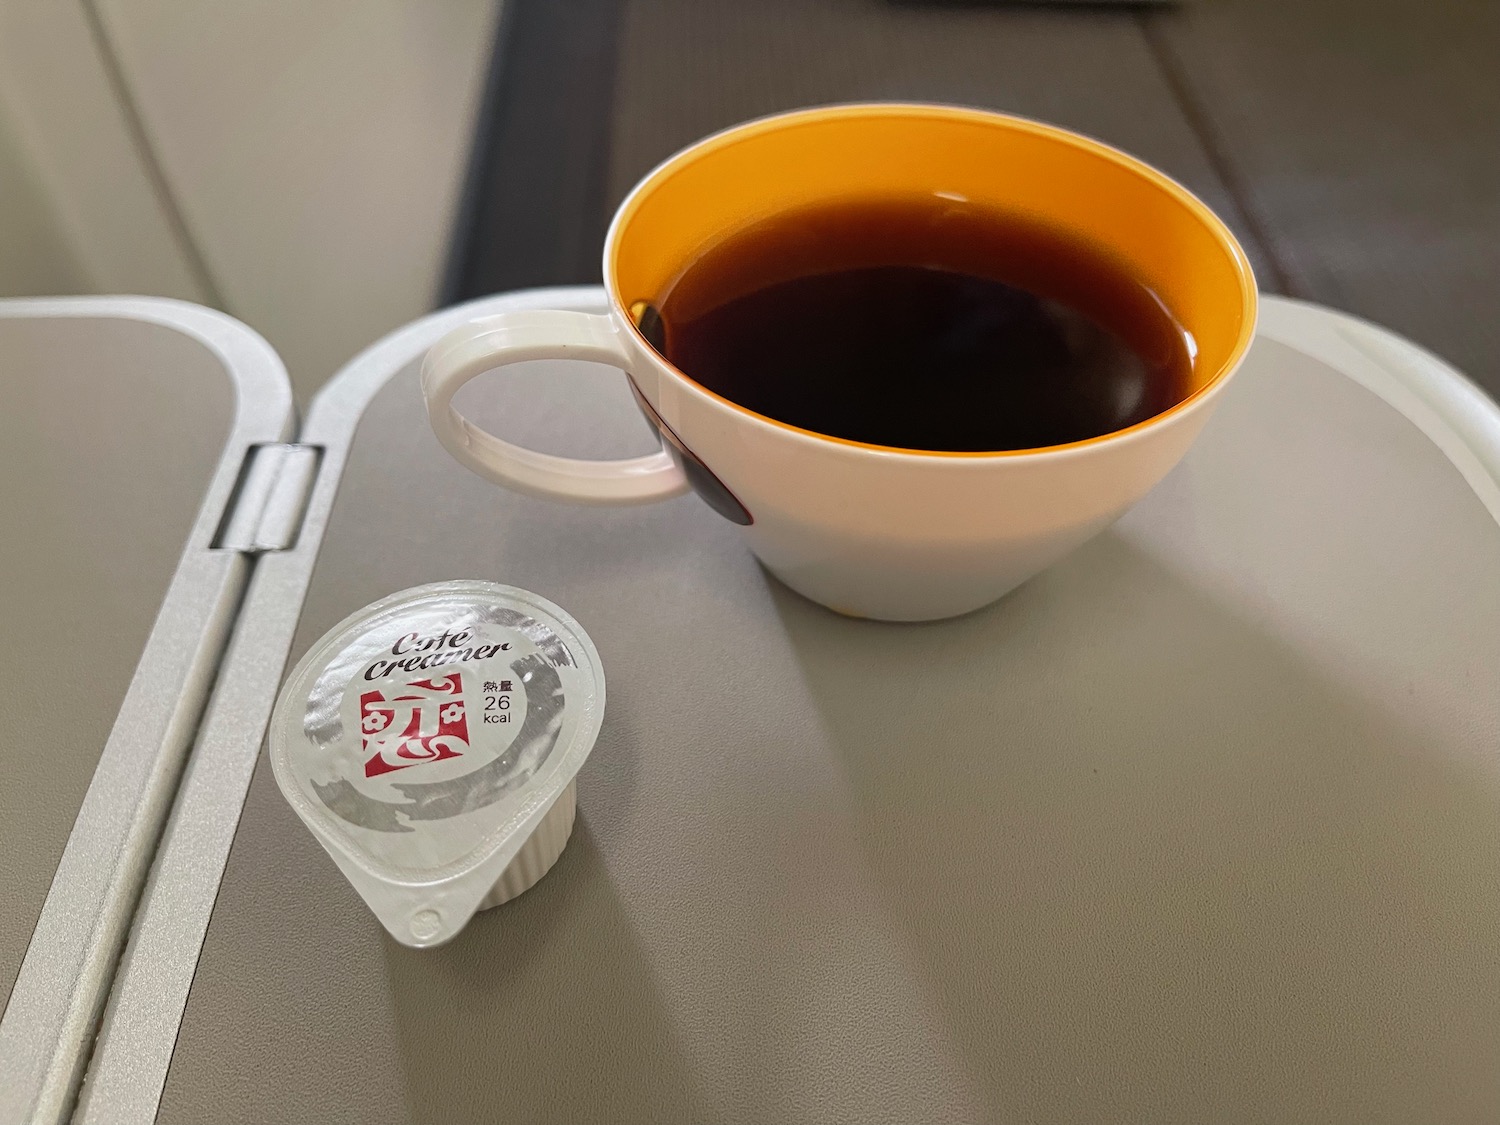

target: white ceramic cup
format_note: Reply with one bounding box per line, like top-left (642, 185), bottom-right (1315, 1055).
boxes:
top-left (423, 104), bottom-right (1257, 621)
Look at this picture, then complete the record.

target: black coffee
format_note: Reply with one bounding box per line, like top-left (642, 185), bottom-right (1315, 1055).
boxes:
top-left (648, 196), bottom-right (1192, 451)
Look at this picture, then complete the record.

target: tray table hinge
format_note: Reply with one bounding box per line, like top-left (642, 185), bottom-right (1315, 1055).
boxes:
top-left (212, 443), bottom-right (323, 552)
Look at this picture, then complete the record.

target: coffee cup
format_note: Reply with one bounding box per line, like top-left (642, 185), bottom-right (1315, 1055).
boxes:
top-left (422, 104), bottom-right (1256, 621)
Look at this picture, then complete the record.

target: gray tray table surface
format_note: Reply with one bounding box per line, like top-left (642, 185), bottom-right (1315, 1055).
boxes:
top-left (0, 299), bottom-right (293, 1123)
top-left (84, 287), bottom-right (1500, 1125)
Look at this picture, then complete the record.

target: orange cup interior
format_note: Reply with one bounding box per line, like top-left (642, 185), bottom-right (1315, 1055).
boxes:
top-left (607, 104), bottom-right (1256, 433)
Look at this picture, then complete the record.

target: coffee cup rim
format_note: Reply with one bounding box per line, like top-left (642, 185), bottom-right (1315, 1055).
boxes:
top-left (604, 102), bottom-right (1259, 461)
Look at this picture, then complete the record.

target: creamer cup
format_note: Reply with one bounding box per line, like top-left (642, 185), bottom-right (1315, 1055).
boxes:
top-left (269, 581), bottom-right (604, 947)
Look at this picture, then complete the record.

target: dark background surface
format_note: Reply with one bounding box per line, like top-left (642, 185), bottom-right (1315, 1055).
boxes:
top-left (446, 0), bottom-right (1498, 396)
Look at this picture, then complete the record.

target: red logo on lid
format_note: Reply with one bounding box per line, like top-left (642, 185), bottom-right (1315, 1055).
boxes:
top-left (359, 673), bottom-right (470, 778)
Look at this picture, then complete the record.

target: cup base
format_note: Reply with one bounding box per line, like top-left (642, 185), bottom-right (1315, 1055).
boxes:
top-left (761, 562), bottom-right (1020, 623)
top-left (476, 780), bottom-right (578, 911)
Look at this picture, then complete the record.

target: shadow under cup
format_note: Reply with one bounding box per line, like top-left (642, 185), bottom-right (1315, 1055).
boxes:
top-left (605, 105), bottom-right (1257, 619)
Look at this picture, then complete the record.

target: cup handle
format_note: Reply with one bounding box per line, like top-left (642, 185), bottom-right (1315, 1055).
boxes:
top-left (421, 309), bottom-right (691, 504)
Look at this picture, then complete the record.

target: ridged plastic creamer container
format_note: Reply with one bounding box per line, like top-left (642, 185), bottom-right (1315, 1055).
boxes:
top-left (269, 581), bottom-right (605, 947)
